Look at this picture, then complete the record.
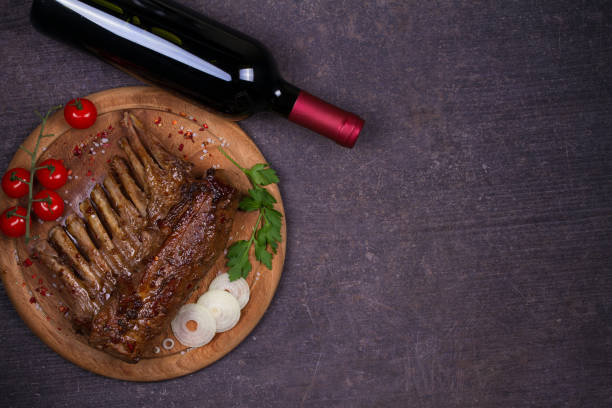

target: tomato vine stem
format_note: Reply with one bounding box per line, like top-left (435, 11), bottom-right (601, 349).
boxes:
top-left (22, 105), bottom-right (62, 243)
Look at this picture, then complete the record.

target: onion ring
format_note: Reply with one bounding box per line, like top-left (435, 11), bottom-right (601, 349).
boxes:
top-left (209, 273), bottom-right (250, 309)
top-left (171, 303), bottom-right (216, 347)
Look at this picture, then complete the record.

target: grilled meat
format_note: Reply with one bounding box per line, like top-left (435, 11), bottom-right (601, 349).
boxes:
top-left (37, 112), bottom-right (239, 362)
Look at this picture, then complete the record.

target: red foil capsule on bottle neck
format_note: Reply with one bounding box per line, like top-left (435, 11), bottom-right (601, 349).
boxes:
top-left (288, 91), bottom-right (365, 148)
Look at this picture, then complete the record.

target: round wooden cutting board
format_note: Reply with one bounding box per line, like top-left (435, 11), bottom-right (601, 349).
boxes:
top-left (0, 86), bottom-right (286, 381)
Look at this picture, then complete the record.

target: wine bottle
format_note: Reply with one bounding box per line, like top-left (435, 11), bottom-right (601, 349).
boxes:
top-left (30, 0), bottom-right (364, 147)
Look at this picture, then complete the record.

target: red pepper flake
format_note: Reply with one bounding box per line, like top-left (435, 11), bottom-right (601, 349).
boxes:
top-left (91, 178), bottom-right (95, 181)
top-left (59, 305), bottom-right (68, 313)
top-left (192, 117), bottom-right (198, 122)
top-left (38, 278), bottom-right (43, 285)
top-left (67, 169), bottom-right (73, 176)
top-left (39, 287), bottom-right (48, 296)
top-left (108, 125), bottom-right (113, 130)
top-left (172, 120), bottom-right (178, 125)
top-left (21, 282), bottom-right (26, 287)
top-left (168, 133), bottom-right (172, 139)
top-left (154, 116), bottom-right (162, 126)
top-left (179, 112), bottom-right (187, 117)
top-left (31, 274), bottom-right (36, 279)
top-left (86, 170), bottom-right (92, 177)
top-left (57, 327), bottom-right (62, 331)
top-left (23, 258), bottom-right (33, 267)
top-left (107, 159), bottom-right (112, 164)
top-left (183, 155), bottom-right (188, 159)
top-left (29, 296), bottom-right (36, 304)
top-left (186, 283), bottom-right (192, 290)
top-left (46, 316), bottom-right (51, 321)
top-left (199, 127), bottom-right (205, 131)
top-left (178, 144), bottom-right (184, 151)
top-left (203, 123), bottom-right (208, 129)
top-left (127, 342), bottom-right (135, 352)
top-left (178, 130), bottom-right (184, 135)
top-left (73, 145), bottom-right (82, 156)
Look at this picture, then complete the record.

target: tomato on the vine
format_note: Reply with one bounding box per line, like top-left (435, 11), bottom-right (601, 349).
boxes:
top-left (64, 98), bottom-right (97, 129)
top-left (33, 190), bottom-right (64, 221)
top-left (0, 206), bottom-right (28, 237)
top-left (2, 168), bottom-right (30, 198)
top-left (36, 159), bottom-right (68, 190)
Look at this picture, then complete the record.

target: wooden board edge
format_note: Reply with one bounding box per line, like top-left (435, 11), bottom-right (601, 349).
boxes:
top-left (0, 86), bottom-right (286, 381)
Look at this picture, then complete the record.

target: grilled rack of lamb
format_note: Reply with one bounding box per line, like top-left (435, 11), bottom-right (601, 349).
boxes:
top-left (36, 112), bottom-right (239, 362)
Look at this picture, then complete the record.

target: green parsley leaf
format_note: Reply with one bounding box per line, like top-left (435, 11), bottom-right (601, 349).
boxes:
top-left (238, 187), bottom-right (276, 211)
top-left (254, 239), bottom-right (273, 269)
top-left (219, 147), bottom-right (283, 281)
top-left (244, 163), bottom-right (279, 186)
top-left (256, 208), bottom-right (282, 252)
top-left (226, 240), bottom-right (252, 280)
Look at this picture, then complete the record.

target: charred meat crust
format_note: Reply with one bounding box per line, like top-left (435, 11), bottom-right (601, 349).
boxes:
top-left (37, 112), bottom-right (239, 362)
top-left (89, 174), bottom-right (238, 361)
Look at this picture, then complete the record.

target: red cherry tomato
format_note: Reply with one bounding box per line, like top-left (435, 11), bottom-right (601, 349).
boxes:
top-left (63, 98), bottom-right (97, 129)
top-left (36, 159), bottom-right (68, 190)
top-left (0, 206), bottom-right (28, 237)
top-left (33, 190), bottom-right (64, 221)
top-left (2, 168), bottom-right (31, 198)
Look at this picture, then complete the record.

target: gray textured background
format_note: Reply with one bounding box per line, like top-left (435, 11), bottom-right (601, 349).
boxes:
top-left (1, 0), bottom-right (612, 407)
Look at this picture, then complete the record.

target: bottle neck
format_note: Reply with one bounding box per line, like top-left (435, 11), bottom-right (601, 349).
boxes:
top-left (270, 81), bottom-right (365, 148)
top-left (269, 81), bottom-right (301, 117)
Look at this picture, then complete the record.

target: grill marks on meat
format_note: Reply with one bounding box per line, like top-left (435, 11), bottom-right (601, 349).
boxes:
top-left (37, 112), bottom-right (239, 361)
top-left (90, 178), bottom-right (237, 360)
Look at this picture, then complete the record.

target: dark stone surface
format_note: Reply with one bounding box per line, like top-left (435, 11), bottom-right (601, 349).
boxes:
top-left (1, 0), bottom-right (611, 406)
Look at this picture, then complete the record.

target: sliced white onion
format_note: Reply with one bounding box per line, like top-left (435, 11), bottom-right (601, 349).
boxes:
top-left (162, 338), bottom-right (175, 350)
top-left (171, 303), bottom-right (216, 347)
top-left (197, 289), bottom-right (241, 332)
top-left (209, 273), bottom-right (250, 309)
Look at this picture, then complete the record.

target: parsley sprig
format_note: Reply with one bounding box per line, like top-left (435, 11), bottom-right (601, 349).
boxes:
top-left (219, 147), bottom-right (282, 281)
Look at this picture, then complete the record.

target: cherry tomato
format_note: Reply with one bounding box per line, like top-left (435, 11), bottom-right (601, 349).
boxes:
top-left (36, 159), bottom-right (68, 190)
top-left (2, 168), bottom-right (30, 198)
top-left (0, 206), bottom-right (28, 237)
top-left (64, 98), bottom-right (97, 129)
top-left (33, 190), bottom-right (64, 221)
